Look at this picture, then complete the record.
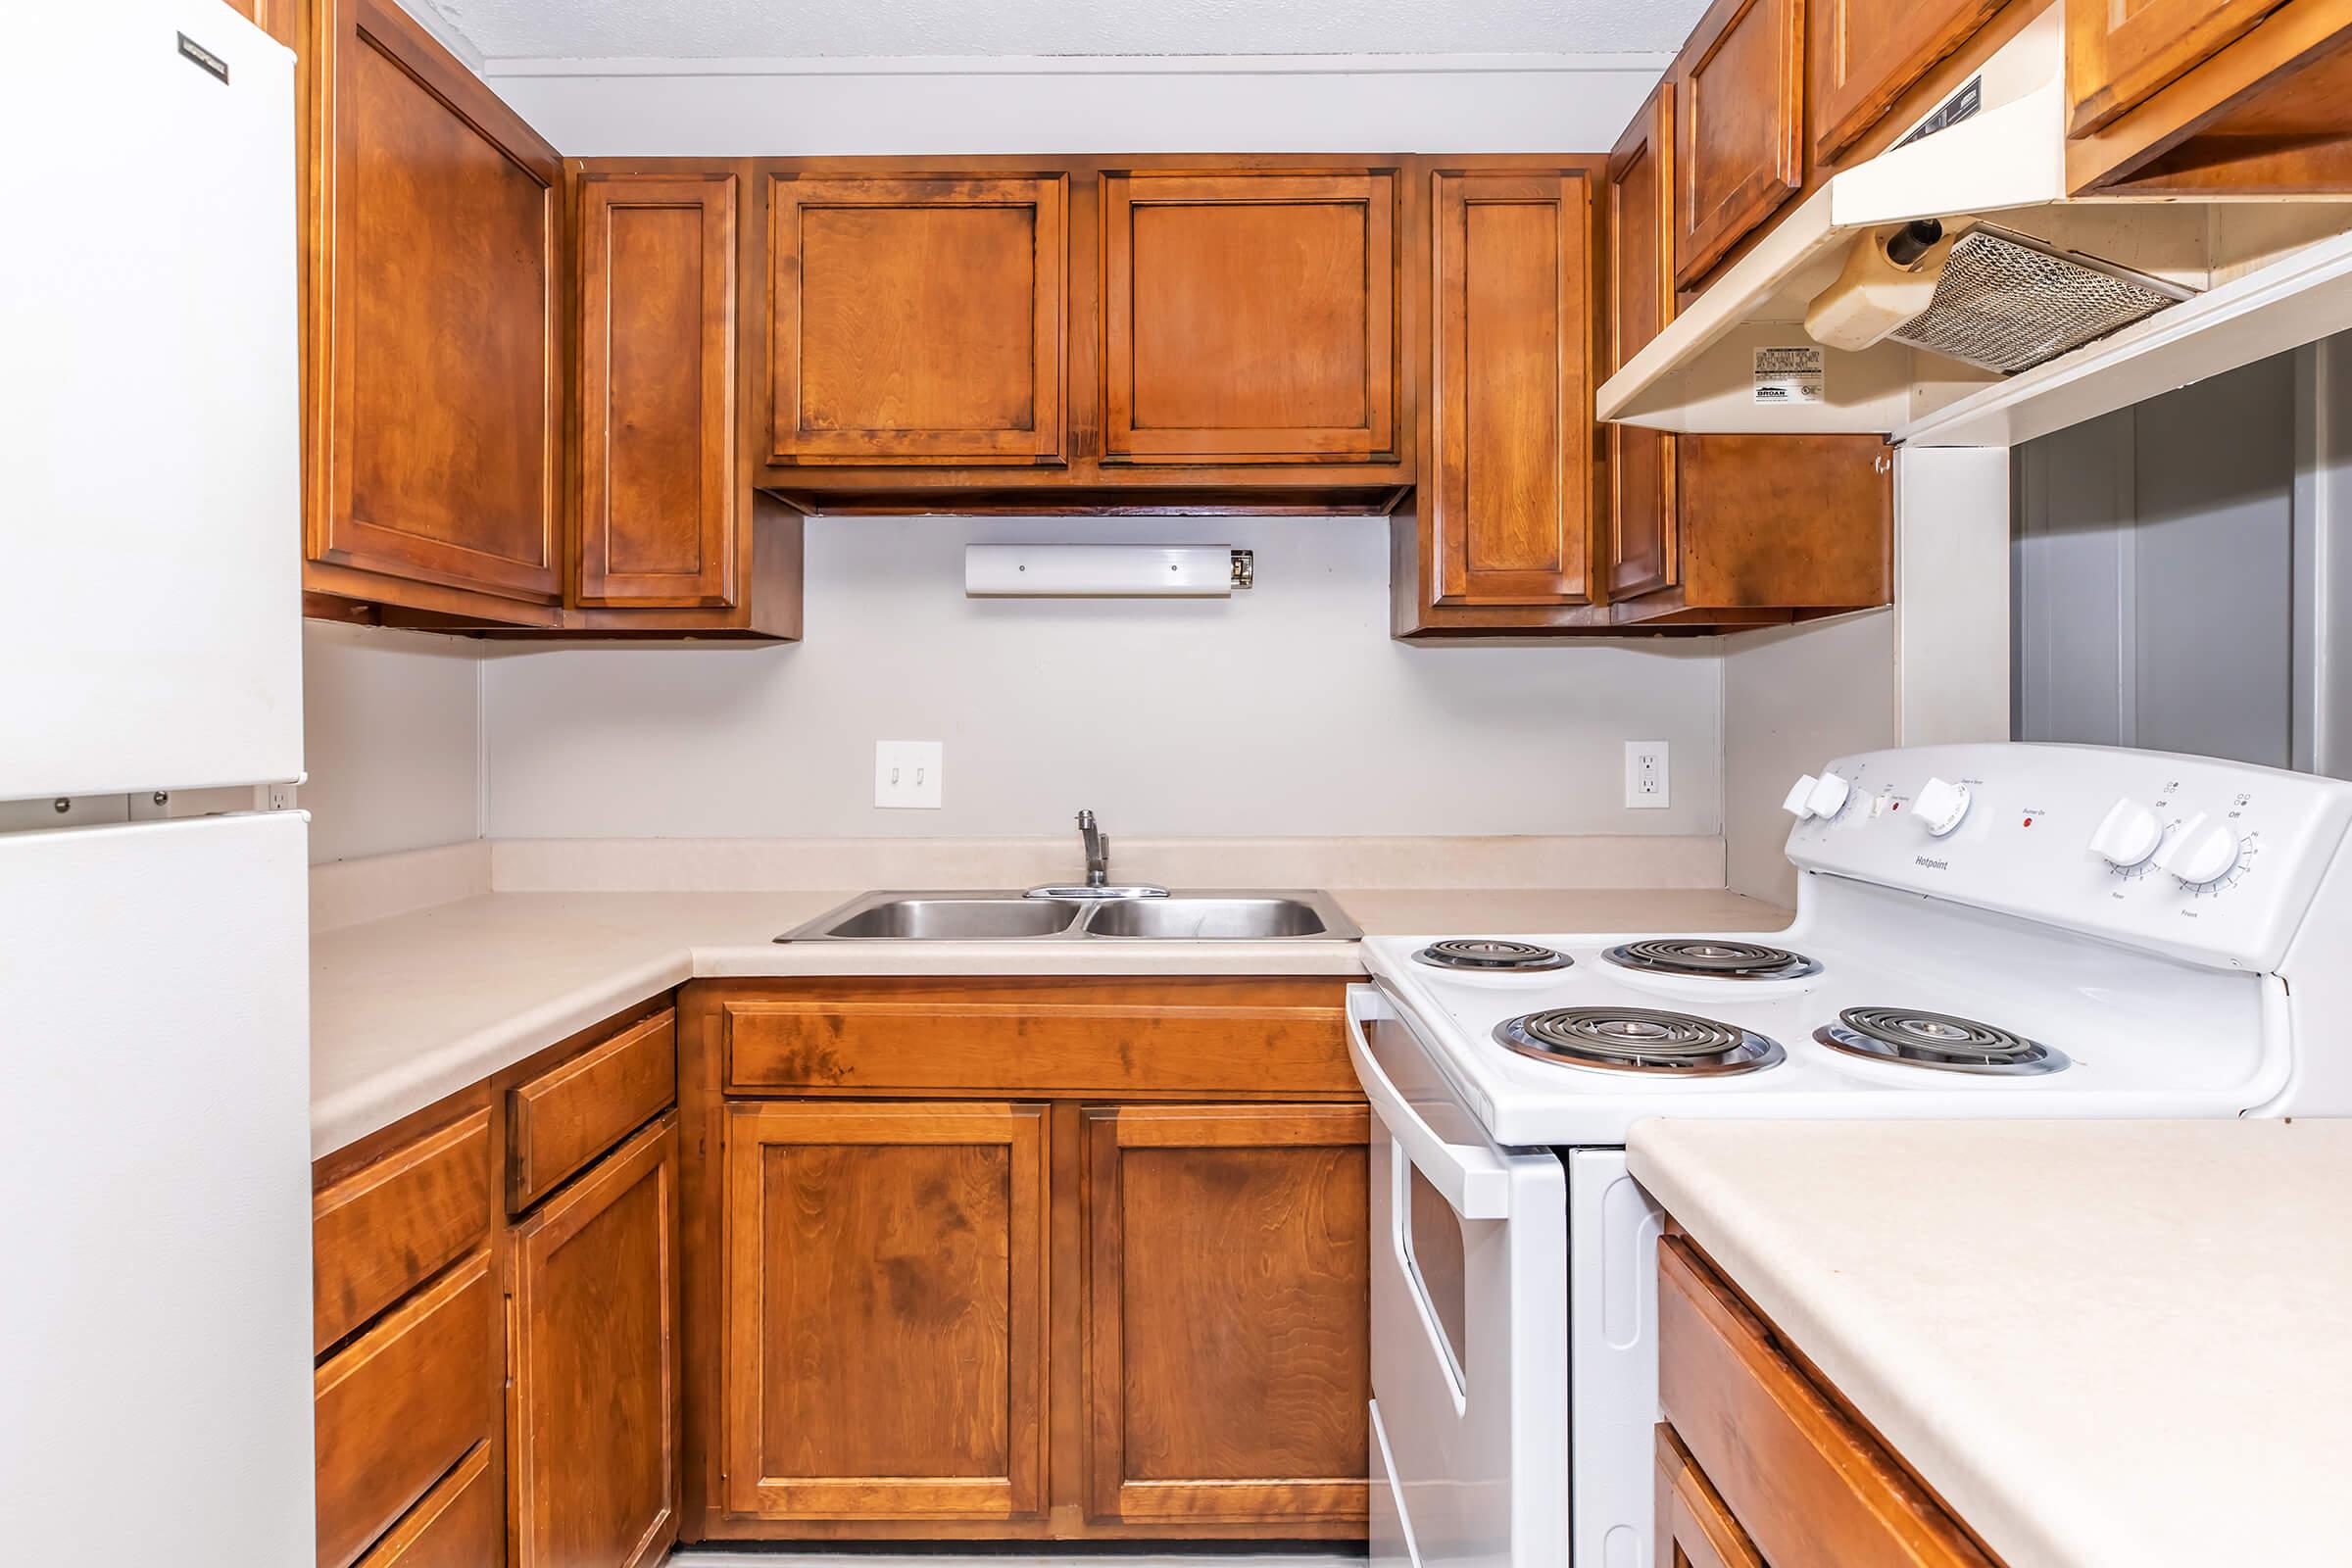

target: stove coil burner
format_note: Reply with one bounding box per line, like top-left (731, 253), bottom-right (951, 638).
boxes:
top-left (1413, 938), bottom-right (1574, 973)
top-left (1494, 1007), bottom-right (1785, 1075)
top-left (1602, 939), bottom-right (1822, 981)
top-left (1815, 1007), bottom-right (2069, 1076)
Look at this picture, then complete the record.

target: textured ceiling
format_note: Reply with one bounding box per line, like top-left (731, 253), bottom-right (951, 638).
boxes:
top-left (418, 0), bottom-right (1705, 62)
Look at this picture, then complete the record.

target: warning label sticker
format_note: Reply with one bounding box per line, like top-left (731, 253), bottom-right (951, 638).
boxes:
top-left (1753, 346), bottom-right (1825, 406)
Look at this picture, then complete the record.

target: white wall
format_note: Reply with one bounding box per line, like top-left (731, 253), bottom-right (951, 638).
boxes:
top-left (302, 622), bottom-right (481, 863)
top-left (484, 515), bottom-right (1724, 840)
top-left (1720, 612), bottom-right (1899, 905)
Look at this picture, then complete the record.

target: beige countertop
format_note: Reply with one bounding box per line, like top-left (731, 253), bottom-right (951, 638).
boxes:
top-left (1628, 1117), bottom-right (2352, 1568)
top-left (311, 884), bottom-right (1785, 1156)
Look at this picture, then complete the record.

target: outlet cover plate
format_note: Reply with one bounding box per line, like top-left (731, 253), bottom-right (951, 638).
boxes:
top-left (875, 741), bottom-right (944, 809)
top-left (1625, 740), bottom-right (1670, 809)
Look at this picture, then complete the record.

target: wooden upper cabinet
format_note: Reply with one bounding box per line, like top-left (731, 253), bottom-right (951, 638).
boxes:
top-left (510, 1114), bottom-right (681, 1568)
top-left (577, 174), bottom-right (737, 609)
top-left (1426, 168), bottom-right (1597, 609)
top-left (767, 173), bottom-right (1066, 466)
top-left (1084, 1104), bottom-right (1369, 1528)
top-left (1672, 0), bottom-right (1808, 290)
top-left (311, 0), bottom-right (562, 605)
top-left (1103, 170), bottom-right (1397, 464)
top-left (1813, 0), bottom-right (2009, 160)
top-left (2066, 0), bottom-right (2291, 134)
top-left (1607, 91), bottom-right (1680, 602)
top-left (721, 1101), bottom-right (1049, 1522)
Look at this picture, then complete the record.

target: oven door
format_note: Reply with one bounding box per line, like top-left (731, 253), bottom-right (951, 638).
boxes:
top-left (1348, 985), bottom-right (1567, 1568)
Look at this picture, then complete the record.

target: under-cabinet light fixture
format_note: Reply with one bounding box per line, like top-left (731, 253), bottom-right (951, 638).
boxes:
top-left (963, 545), bottom-right (1253, 598)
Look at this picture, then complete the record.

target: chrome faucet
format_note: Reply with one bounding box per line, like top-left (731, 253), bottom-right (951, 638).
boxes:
top-left (1078, 809), bottom-right (1109, 888)
top-left (1022, 810), bottom-right (1168, 901)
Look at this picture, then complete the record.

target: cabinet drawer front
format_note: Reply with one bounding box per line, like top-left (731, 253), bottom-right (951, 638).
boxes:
top-left (313, 1108), bottom-right (492, 1354)
top-left (509, 1007), bottom-right (678, 1210)
top-left (352, 1441), bottom-right (498, 1568)
top-left (1656, 1238), bottom-right (1993, 1568)
top-left (722, 979), bottom-right (1352, 1096)
top-left (316, 1250), bottom-right (497, 1568)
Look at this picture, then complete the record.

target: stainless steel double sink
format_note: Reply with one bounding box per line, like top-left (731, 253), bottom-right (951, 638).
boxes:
top-left (776, 890), bottom-right (1361, 943)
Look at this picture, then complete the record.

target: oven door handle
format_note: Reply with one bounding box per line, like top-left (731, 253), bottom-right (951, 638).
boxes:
top-left (1348, 988), bottom-right (1514, 1221)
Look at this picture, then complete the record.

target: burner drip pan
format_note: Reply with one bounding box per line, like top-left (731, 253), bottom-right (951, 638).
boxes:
top-left (1494, 1007), bottom-right (1784, 1075)
top-left (1815, 1007), bottom-right (2068, 1076)
top-left (1603, 939), bottom-right (1821, 981)
top-left (1414, 938), bottom-right (1573, 972)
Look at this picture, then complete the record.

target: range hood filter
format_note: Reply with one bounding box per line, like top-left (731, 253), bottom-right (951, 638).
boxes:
top-left (1886, 226), bottom-right (2195, 375)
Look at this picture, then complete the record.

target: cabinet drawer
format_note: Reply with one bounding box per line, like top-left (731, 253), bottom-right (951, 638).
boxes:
top-left (509, 1007), bottom-right (677, 1210)
top-left (353, 1441), bottom-right (498, 1568)
top-left (316, 1250), bottom-right (497, 1568)
top-left (722, 979), bottom-right (1353, 1097)
top-left (1656, 1237), bottom-right (1992, 1568)
top-left (313, 1108), bottom-right (492, 1354)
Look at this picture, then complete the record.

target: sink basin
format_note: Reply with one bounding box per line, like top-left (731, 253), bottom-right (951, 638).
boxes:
top-left (777, 890), bottom-right (1358, 943)
top-left (1085, 897), bottom-right (1334, 939)
top-left (814, 896), bottom-right (1085, 940)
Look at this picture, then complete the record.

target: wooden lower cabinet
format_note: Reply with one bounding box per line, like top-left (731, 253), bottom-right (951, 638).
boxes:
top-left (508, 1114), bottom-right (682, 1568)
top-left (720, 1100), bottom-right (1051, 1523)
top-left (1657, 1233), bottom-right (2000, 1567)
top-left (1084, 1104), bottom-right (1370, 1527)
top-left (682, 976), bottom-right (1366, 1544)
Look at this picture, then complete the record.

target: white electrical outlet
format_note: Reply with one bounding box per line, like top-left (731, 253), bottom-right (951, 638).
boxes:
top-left (1625, 741), bottom-right (1670, 809)
top-left (874, 741), bottom-right (944, 809)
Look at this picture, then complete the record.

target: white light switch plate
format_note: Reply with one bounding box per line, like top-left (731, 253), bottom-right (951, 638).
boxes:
top-left (1625, 740), bottom-right (1670, 809)
top-left (875, 741), bottom-right (944, 809)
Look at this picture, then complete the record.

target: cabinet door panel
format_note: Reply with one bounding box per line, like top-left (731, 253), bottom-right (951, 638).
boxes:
top-left (317, 0), bottom-right (561, 603)
top-left (769, 174), bottom-right (1065, 465)
top-left (723, 1102), bottom-right (1048, 1520)
top-left (2067, 0), bottom-right (2290, 134)
top-left (510, 1115), bottom-right (680, 1568)
top-left (1814, 0), bottom-right (2008, 160)
top-left (1429, 170), bottom-right (1595, 608)
top-left (1104, 172), bottom-right (1396, 463)
top-left (578, 175), bottom-right (737, 608)
top-left (1607, 89), bottom-right (1680, 601)
top-left (1085, 1104), bottom-right (1369, 1526)
top-left (1673, 0), bottom-right (1808, 290)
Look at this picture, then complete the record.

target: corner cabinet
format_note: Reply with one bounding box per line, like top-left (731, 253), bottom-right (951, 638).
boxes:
top-left (1102, 170), bottom-right (1397, 465)
top-left (303, 0), bottom-right (564, 619)
top-left (765, 172), bottom-right (1067, 466)
top-left (719, 1100), bottom-right (1050, 1523)
top-left (576, 173), bottom-right (738, 610)
top-left (508, 1113), bottom-right (682, 1568)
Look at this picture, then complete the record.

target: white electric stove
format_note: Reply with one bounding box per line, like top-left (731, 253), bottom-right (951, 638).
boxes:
top-left (1350, 743), bottom-right (2352, 1568)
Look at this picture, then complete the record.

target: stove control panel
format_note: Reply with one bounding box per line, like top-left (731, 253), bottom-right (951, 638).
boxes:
top-left (1784, 743), bottom-right (2352, 971)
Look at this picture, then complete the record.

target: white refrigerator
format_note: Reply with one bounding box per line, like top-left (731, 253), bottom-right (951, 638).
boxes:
top-left (1, 2), bottom-right (315, 1561)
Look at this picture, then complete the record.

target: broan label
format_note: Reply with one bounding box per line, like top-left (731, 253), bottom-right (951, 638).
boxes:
top-left (1754, 347), bottom-right (1824, 405)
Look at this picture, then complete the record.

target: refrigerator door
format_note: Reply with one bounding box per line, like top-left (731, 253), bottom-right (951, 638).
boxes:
top-left (0, 812), bottom-right (313, 1563)
top-left (0, 0), bottom-right (301, 800)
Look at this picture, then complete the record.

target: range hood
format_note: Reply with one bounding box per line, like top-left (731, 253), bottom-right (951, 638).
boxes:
top-left (1597, 4), bottom-right (2352, 448)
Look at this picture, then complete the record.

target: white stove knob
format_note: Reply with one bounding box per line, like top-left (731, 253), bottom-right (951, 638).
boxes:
top-left (1913, 777), bottom-right (1971, 837)
top-left (2088, 799), bottom-right (2164, 868)
top-left (1806, 770), bottom-right (1851, 819)
top-left (1784, 774), bottom-right (1821, 819)
top-left (2156, 813), bottom-right (2242, 887)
